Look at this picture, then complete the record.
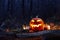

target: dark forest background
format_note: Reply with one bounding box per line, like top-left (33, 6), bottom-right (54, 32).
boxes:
top-left (0, 0), bottom-right (60, 25)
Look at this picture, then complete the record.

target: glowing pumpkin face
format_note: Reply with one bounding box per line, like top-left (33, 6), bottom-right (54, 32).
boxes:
top-left (30, 18), bottom-right (44, 31)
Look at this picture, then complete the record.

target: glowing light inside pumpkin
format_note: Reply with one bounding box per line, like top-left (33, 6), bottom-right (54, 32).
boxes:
top-left (37, 20), bottom-right (41, 22)
top-left (39, 24), bottom-right (42, 26)
top-left (30, 24), bottom-right (42, 28)
top-left (30, 18), bottom-right (44, 31)
top-left (32, 25), bottom-right (39, 27)
top-left (31, 20), bottom-right (35, 22)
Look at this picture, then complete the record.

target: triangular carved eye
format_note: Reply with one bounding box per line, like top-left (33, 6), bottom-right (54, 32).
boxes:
top-left (37, 20), bottom-right (41, 22)
top-left (31, 20), bottom-right (35, 22)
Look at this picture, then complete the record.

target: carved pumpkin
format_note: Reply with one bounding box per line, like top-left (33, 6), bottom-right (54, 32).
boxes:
top-left (30, 18), bottom-right (44, 31)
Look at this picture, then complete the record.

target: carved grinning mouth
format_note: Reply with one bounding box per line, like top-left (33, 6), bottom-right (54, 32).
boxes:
top-left (31, 24), bottom-right (42, 27)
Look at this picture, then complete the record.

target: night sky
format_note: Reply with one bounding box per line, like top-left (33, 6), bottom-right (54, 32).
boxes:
top-left (0, 0), bottom-right (60, 24)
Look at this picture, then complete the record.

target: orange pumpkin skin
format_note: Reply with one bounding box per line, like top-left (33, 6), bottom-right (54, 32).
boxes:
top-left (30, 18), bottom-right (44, 31)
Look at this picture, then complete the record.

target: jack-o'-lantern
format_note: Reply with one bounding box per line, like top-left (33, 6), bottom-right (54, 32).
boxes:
top-left (30, 18), bottom-right (44, 31)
